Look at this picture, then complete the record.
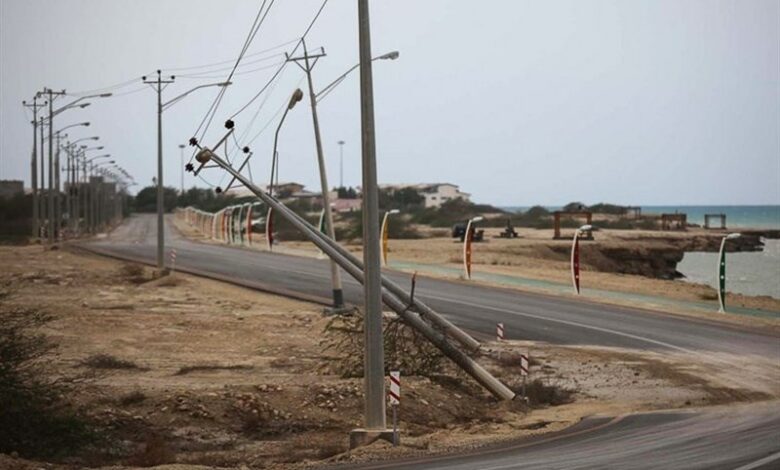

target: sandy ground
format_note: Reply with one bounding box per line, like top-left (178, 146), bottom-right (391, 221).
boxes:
top-left (1, 245), bottom-right (777, 469)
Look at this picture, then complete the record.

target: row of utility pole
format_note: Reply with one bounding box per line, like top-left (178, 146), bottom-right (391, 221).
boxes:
top-left (131, 0), bottom-right (397, 444)
top-left (23, 89), bottom-right (132, 243)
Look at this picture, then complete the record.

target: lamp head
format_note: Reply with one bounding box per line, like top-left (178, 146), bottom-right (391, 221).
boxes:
top-left (726, 233), bottom-right (741, 240)
top-left (388, 209), bottom-right (400, 215)
top-left (471, 216), bottom-right (484, 223)
top-left (380, 51), bottom-right (400, 60)
top-left (579, 224), bottom-right (593, 232)
top-left (288, 88), bottom-right (304, 110)
top-left (79, 103), bottom-right (91, 109)
top-left (99, 93), bottom-right (112, 98)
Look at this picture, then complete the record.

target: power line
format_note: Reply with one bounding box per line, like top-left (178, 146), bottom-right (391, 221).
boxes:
top-left (177, 59), bottom-right (285, 80)
top-left (166, 38), bottom-right (297, 72)
top-left (193, 0), bottom-right (277, 141)
top-left (228, 0), bottom-right (330, 120)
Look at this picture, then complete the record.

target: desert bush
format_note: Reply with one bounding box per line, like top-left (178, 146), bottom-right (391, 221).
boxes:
top-left (126, 435), bottom-right (174, 467)
top-left (589, 203), bottom-right (627, 215)
top-left (118, 390), bottom-right (147, 406)
top-left (321, 314), bottom-right (445, 378)
top-left (119, 263), bottom-right (146, 284)
top-left (174, 364), bottom-right (253, 375)
top-left (338, 216), bottom-right (423, 241)
top-left (520, 379), bottom-right (574, 407)
top-left (81, 354), bottom-right (144, 370)
top-left (0, 307), bottom-right (95, 458)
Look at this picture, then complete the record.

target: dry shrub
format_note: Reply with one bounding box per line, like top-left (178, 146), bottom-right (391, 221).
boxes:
top-left (0, 307), bottom-right (95, 458)
top-left (118, 390), bottom-right (147, 406)
top-left (520, 378), bottom-right (574, 407)
top-left (174, 364), bottom-right (253, 376)
top-left (321, 313), bottom-right (444, 378)
top-left (698, 290), bottom-right (718, 301)
top-left (118, 263), bottom-right (146, 284)
top-left (81, 354), bottom-right (144, 370)
top-left (127, 435), bottom-right (174, 467)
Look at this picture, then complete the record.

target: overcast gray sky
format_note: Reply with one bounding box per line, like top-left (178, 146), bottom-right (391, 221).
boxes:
top-left (1, 0), bottom-right (778, 206)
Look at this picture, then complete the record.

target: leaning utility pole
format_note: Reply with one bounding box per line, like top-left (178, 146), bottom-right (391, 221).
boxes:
top-left (23, 97), bottom-right (46, 240)
top-left (286, 39), bottom-right (345, 311)
top-left (356, 0), bottom-right (388, 439)
top-left (143, 71), bottom-right (175, 269)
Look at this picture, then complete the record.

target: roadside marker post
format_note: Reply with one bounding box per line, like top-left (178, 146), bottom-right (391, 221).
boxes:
top-left (389, 371), bottom-right (400, 446)
top-left (170, 248), bottom-right (177, 273)
top-left (519, 353), bottom-right (529, 400)
top-left (497, 322), bottom-right (504, 341)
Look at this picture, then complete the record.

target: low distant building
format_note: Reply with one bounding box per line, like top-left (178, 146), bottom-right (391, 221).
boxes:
top-left (0, 180), bottom-right (24, 199)
top-left (332, 198), bottom-right (362, 213)
top-left (379, 183), bottom-right (470, 208)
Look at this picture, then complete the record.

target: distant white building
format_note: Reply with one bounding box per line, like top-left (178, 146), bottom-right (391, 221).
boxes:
top-left (380, 183), bottom-right (470, 209)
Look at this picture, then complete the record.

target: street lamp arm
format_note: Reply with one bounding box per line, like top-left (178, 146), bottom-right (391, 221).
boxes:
top-left (162, 81), bottom-right (231, 111)
top-left (52, 92), bottom-right (112, 117)
top-left (71, 136), bottom-right (100, 145)
top-left (314, 51), bottom-right (399, 102)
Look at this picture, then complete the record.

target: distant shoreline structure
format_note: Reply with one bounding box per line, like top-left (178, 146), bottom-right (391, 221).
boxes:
top-left (500, 205), bottom-right (780, 230)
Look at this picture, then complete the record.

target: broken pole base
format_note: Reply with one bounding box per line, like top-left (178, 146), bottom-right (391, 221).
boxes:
top-left (349, 429), bottom-right (395, 450)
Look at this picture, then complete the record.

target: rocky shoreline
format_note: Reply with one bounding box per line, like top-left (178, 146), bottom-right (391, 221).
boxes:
top-left (551, 230), bottom-right (777, 280)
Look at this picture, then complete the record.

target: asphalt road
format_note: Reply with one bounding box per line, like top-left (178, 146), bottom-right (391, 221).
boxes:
top-left (83, 215), bottom-right (780, 469)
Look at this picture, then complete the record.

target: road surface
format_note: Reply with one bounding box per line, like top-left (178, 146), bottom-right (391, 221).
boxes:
top-left (82, 215), bottom-right (780, 469)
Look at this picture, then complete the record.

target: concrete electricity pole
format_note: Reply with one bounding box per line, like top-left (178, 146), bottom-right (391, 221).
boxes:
top-left (355, 0), bottom-right (388, 440)
top-left (39, 116), bottom-right (45, 238)
top-left (143, 71), bottom-right (175, 269)
top-left (143, 71), bottom-right (229, 269)
top-left (23, 97), bottom-right (46, 240)
top-left (286, 39), bottom-right (345, 310)
top-left (179, 144), bottom-right (186, 194)
top-left (43, 88), bottom-right (66, 243)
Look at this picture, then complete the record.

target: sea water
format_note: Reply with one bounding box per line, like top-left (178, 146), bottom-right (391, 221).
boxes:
top-left (677, 239), bottom-right (780, 300)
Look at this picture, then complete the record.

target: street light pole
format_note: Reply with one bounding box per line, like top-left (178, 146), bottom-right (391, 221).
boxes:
top-left (463, 216), bottom-right (483, 280)
top-left (571, 224), bottom-right (592, 295)
top-left (143, 70), bottom-right (174, 269)
top-left (381, 209), bottom-right (400, 266)
top-left (357, 0), bottom-right (387, 435)
top-left (717, 232), bottom-right (741, 313)
top-left (143, 71), bottom-right (229, 269)
top-left (179, 144), bottom-right (185, 194)
top-left (287, 39), bottom-right (345, 310)
top-left (338, 140), bottom-right (345, 189)
top-left (23, 97), bottom-right (46, 240)
top-left (39, 116), bottom-right (45, 239)
top-left (45, 89), bottom-right (65, 243)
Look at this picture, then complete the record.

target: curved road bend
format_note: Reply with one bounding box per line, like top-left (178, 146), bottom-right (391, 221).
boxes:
top-left (82, 215), bottom-right (780, 469)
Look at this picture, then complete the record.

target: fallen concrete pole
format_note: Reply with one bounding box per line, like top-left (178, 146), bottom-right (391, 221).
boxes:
top-left (201, 150), bottom-right (514, 400)
top-left (266, 190), bottom-right (481, 352)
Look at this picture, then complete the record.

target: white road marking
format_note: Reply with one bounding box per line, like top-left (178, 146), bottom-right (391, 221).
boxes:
top-left (733, 451), bottom-right (780, 470)
top-left (421, 293), bottom-right (695, 354)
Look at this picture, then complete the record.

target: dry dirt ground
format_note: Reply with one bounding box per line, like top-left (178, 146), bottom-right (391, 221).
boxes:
top-left (0, 245), bottom-right (777, 469)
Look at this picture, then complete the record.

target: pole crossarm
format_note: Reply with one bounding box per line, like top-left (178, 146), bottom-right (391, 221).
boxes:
top-left (192, 147), bottom-right (512, 400)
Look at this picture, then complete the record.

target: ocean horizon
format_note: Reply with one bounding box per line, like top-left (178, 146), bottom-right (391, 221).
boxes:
top-left (501, 205), bottom-right (780, 230)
